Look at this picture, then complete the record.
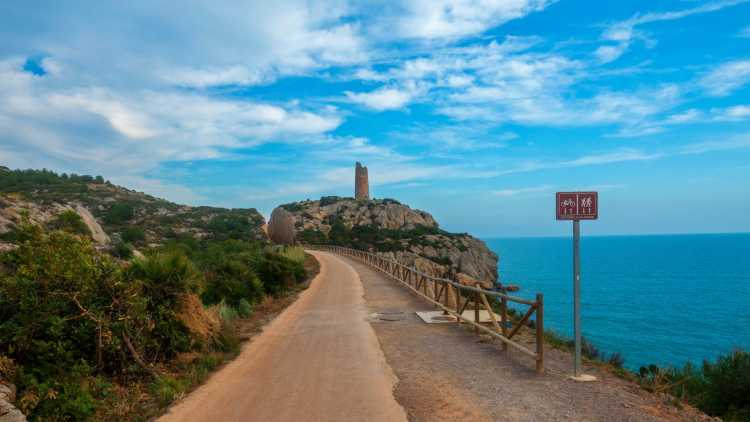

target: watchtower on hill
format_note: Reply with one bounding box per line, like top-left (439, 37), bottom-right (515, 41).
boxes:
top-left (355, 162), bottom-right (369, 200)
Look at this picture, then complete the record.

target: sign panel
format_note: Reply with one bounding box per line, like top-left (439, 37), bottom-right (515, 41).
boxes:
top-left (556, 192), bottom-right (598, 220)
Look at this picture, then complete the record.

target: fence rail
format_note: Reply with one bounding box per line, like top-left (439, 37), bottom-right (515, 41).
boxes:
top-left (307, 244), bottom-right (545, 374)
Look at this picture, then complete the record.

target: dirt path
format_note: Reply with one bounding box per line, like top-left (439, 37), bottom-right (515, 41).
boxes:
top-left (159, 251), bottom-right (407, 422)
top-left (345, 256), bottom-right (712, 422)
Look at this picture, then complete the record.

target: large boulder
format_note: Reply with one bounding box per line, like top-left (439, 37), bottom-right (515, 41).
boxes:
top-left (267, 207), bottom-right (297, 245)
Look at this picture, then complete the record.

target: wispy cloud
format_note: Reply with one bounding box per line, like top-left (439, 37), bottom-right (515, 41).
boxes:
top-left (345, 85), bottom-right (416, 110)
top-left (377, 0), bottom-right (553, 40)
top-left (493, 185), bottom-right (552, 197)
top-left (678, 135), bottom-right (750, 155)
top-left (596, 0), bottom-right (748, 63)
top-left (699, 59), bottom-right (750, 96)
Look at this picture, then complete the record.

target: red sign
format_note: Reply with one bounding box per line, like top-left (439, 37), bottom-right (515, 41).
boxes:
top-left (556, 192), bottom-right (598, 220)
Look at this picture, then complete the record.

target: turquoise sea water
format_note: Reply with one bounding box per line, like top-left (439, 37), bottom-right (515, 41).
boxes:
top-left (485, 233), bottom-right (750, 370)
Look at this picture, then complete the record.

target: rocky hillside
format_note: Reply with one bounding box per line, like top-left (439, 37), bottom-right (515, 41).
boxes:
top-left (269, 196), bottom-right (498, 286)
top-left (0, 167), bottom-right (266, 253)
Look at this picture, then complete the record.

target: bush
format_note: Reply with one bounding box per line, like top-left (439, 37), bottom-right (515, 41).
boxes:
top-left (280, 246), bottom-right (306, 265)
top-left (319, 196), bottom-right (343, 206)
top-left (697, 350), bottom-right (750, 419)
top-left (205, 214), bottom-right (253, 241)
top-left (104, 203), bottom-right (134, 224)
top-left (125, 252), bottom-right (202, 358)
top-left (237, 299), bottom-right (253, 318)
top-left (215, 301), bottom-right (239, 322)
top-left (47, 210), bottom-right (91, 236)
top-left (121, 226), bottom-right (146, 243)
top-left (256, 252), bottom-right (306, 296)
top-left (638, 350), bottom-right (750, 421)
top-left (201, 261), bottom-right (264, 308)
top-left (194, 241), bottom-right (265, 308)
top-left (150, 376), bottom-right (188, 408)
top-left (112, 241), bottom-right (134, 259)
top-left (0, 228), bottom-right (125, 418)
top-left (607, 352), bottom-right (625, 368)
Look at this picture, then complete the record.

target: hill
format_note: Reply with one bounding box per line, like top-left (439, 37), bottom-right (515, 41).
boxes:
top-left (268, 196), bottom-right (499, 286)
top-left (0, 167), bottom-right (266, 253)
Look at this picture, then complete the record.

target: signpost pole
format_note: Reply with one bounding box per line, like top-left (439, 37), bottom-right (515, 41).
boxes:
top-left (573, 219), bottom-right (581, 377)
top-left (557, 191), bottom-right (596, 381)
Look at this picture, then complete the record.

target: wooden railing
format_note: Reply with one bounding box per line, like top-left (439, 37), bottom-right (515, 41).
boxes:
top-left (307, 244), bottom-right (545, 374)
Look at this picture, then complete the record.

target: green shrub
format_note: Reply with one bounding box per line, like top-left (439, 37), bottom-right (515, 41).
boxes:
top-left (280, 246), bottom-right (306, 265)
top-left (47, 210), bottom-right (91, 236)
top-left (195, 242), bottom-right (265, 308)
top-left (121, 226), bottom-right (146, 243)
top-left (0, 229), bottom-right (116, 375)
top-left (112, 241), bottom-right (134, 259)
top-left (256, 252), bottom-right (306, 296)
top-left (125, 252), bottom-right (202, 358)
top-left (205, 214), bottom-right (253, 241)
top-left (696, 350), bottom-right (750, 420)
top-left (0, 228), bottom-right (126, 418)
top-left (637, 350), bottom-right (750, 420)
top-left (215, 301), bottom-right (239, 322)
top-left (150, 376), bottom-right (188, 408)
top-left (237, 299), bottom-right (253, 317)
top-left (104, 203), bottom-right (134, 224)
top-left (319, 196), bottom-right (343, 206)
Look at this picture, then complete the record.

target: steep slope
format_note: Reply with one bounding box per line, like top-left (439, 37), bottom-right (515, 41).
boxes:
top-left (269, 196), bottom-right (498, 285)
top-left (0, 168), bottom-right (266, 251)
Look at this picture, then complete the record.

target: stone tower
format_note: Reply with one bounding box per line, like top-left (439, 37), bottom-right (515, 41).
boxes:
top-left (355, 162), bottom-right (369, 200)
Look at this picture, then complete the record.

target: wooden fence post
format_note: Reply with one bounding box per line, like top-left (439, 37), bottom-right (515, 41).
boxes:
top-left (500, 297), bottom-right (508, 351)
top-left (536, 293), bottom-right (544, 374)
top-left (474, 291), bottom-right (480, 334)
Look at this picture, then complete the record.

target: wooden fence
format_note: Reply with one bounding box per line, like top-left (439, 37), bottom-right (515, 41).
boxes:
top-left (307, 245), bottom-right (545, 374)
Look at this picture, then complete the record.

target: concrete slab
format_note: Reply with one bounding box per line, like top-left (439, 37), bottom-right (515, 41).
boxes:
top-left (416, 310), bottom-right (502, 324)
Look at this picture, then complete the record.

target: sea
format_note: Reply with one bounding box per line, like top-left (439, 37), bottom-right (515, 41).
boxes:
top-left (485, 233), bottom-right (750, 370)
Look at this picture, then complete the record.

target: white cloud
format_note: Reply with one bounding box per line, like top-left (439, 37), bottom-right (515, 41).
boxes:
top-left (0, 58), bottom-right (343, 201)
top-left (595, 1), bottom-right (747, 64)
top-left (384, 0), bottom-right (552, 40)
top-left (2, 1), bottom-right (368, 89)
top-left (497, 148), bottom-right (663, 175)
top-left (715, 105), bottom-right (750, 120)
top-left (562, 150), bottom-right (662, 166)
top-left (700, 59), bottom-right (750, 96)
top-left (163, 66), bottom-right (270, 88)
top-left (664, 109), bottom-right (703, 125)
top-left (594, 43), bottom-right (629, 64)
top-left (346, 86), bottom-right (415, 110)
top-left (626, 0), bottom-right (748, 26)
top-left (678, 136), bottom-right (750, 155)
top-left (493, 185), bottom-right (552, 197)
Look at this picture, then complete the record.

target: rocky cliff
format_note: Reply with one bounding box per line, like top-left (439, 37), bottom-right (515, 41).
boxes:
top-left (269, 196), bottom-right (498, 285)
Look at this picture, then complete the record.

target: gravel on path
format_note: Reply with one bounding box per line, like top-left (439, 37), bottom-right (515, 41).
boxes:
top-left (346, 256), bottom-right (713, 422)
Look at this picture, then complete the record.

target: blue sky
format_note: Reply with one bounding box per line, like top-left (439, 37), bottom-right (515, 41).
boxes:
top-left (1, 1), bottom-right (749, 237)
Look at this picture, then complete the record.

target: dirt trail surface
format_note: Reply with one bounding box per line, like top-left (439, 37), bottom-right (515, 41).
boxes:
top-left (159, 251), bottom-right (407, 422)
top-left (345, 256), bottom-right (712, 422)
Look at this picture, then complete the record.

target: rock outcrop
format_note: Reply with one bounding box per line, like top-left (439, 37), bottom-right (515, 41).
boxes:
top-left (0, 383), bottom-right (25, 422)
top-left (0, 168), bottom-right (267, 251)
top-left (274, 197), bottom-right (498, 285)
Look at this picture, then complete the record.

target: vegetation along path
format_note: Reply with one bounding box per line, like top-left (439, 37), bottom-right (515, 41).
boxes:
top-left (159, 251), bottom-right (407, 422)
top-left (161, 251), bottom-right (712, 422)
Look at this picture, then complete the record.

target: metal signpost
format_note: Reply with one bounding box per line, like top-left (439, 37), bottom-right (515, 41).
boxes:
top-left (556, 192), bottom-right (598, 379)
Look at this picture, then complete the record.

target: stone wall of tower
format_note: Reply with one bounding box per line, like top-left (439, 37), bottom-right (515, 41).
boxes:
top-left (355, 162), bottom-right (369, 200)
